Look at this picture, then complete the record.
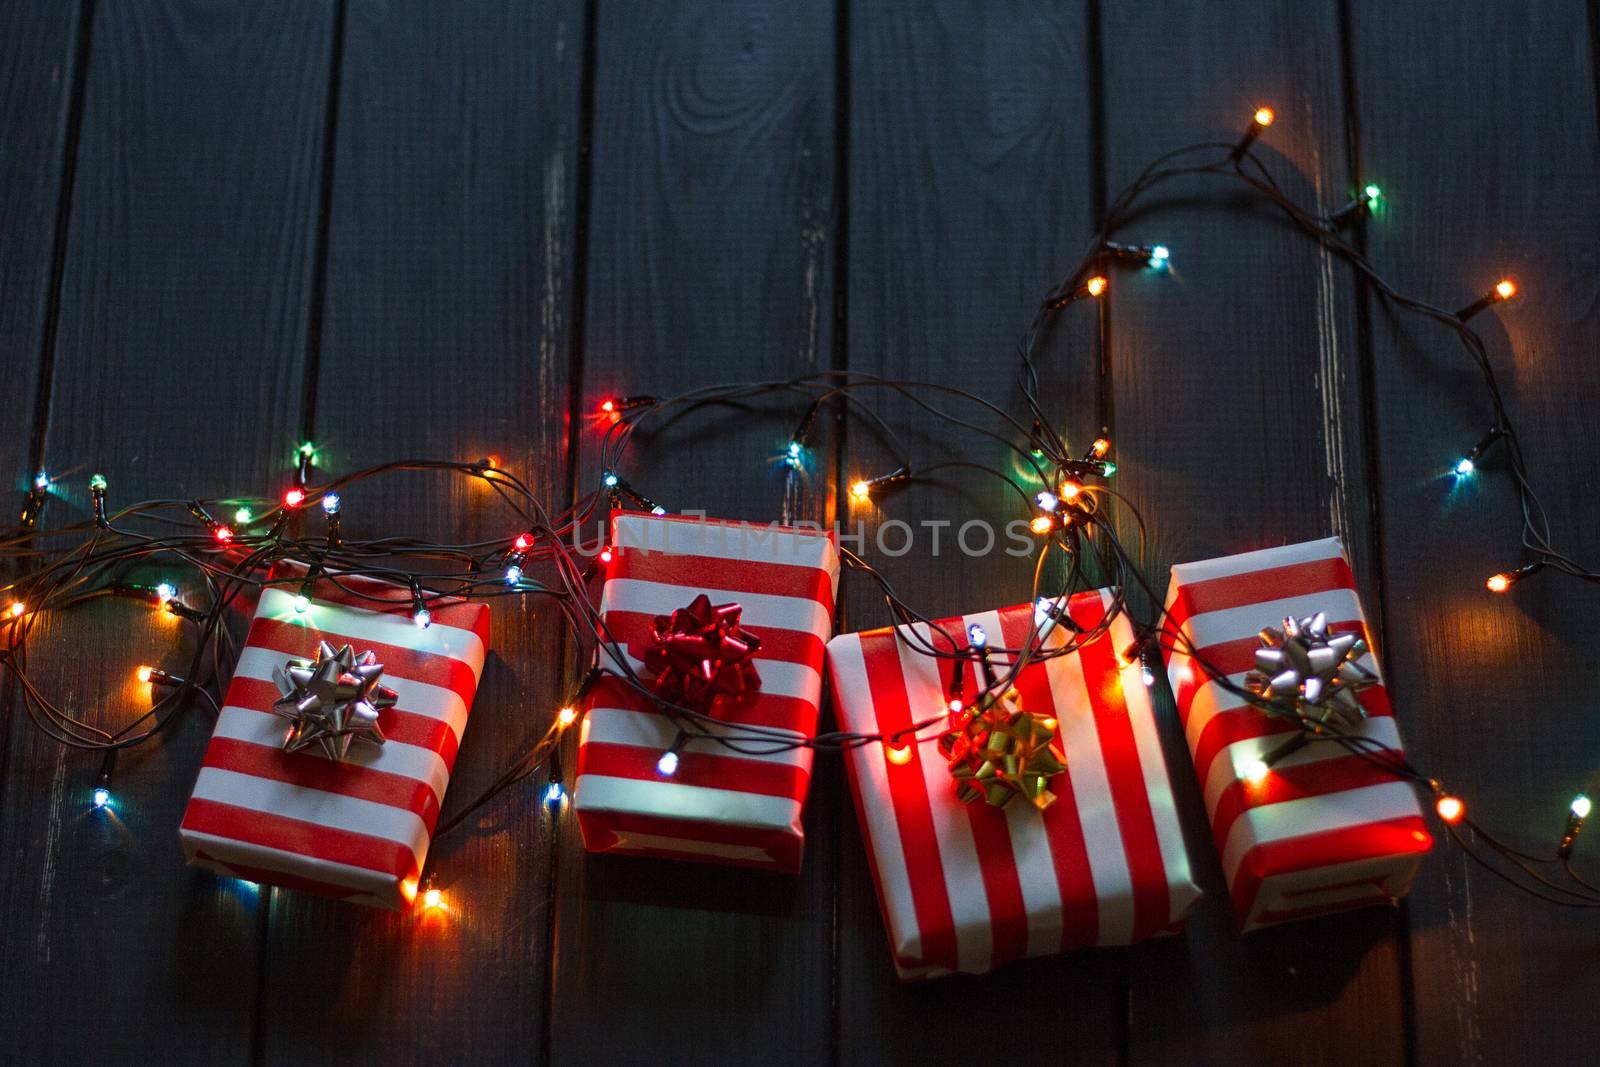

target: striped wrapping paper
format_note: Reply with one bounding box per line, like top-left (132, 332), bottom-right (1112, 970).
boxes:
top-left (180, 562), bottom-right (489, 909)
top-left (574, 513), bottom-right (839, 873)
top-left (826, 590), bottom-right (1201, 980)
top-left (1163, 537), bottom-right (1432, 931)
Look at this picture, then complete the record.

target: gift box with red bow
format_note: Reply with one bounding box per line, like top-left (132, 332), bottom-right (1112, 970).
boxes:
top-left (826, 590), bottom-right (1201, 979)
top-left (179, 562), bottom-right (489, 908)
top-left (1163, 537), bottom-right (1432, 931)
top-left (573, 513), bottom-right (840, 873)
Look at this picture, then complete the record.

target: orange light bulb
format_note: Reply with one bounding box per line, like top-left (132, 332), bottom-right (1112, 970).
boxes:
top-left (136, 665), bottom-right (153, 683)
top-left (885, 743), bottom-right (913, 766)
top-left (1253, 106), bottom-right (1275, 127)
top-left (1060, 480), bottom-right (1082, 501)
top-left (7, 601), bottom-right (24, 618)
top-left (1436, 795), bottom-right (1464, 824)
top-left (1030, 515), bottom-right (1054, 535)
top-left (1091, 437), bottom-right (1111, 458)
top-left (849, 480), bottom-right (871, 501)
top-left (1085, 275), bottom-right (1108, 297)
top-left (422, 887), bottom-right (445, 910)
top-left (556, 705), bottom-right (578, 728)
top-left (600, 398), bottom-right (617, 414)
top-left (1494, 279), bottom-right (1517, 300)
top-left (1485, 572), bottom-right (1512, 593)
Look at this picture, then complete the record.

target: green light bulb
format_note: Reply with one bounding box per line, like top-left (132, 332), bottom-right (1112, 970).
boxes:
top-left (1364, 183), bottom-right (1381, 203)
top-left (234, 506), bottom-right (253, 524)
top-left (1102, 460), bottom-right (1117, 476)
top-left (89, 473), bottom-right (107, 492)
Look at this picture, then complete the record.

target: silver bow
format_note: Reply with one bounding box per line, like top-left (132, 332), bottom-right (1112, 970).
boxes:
top-left (1244, 612), bottom-right (1377, 727)
top-left (271, 641), bottom-right (395, 761)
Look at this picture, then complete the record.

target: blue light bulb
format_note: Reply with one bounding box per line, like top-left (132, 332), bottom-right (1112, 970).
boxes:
top-left (602, 471), bottom-right (619, 488)
top-left (968, 624), bottom-right (988, 648)
top-left (1454, 457), bottom-right (1475, 476)
top-left (505, 565), bottom-right (523, 586)
top-left (1149, 245), bottom-right (1170, 270)
top-left (93, 787), bottom-right (111, 809)
top-left (321, 492), bottom-right (341, 514)
top-left (1036, 491), bottom-right (1059, 512)
top-left (544, 781), bottom-right (565, 803)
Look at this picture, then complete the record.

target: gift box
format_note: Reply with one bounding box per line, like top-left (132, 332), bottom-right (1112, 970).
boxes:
top-left (180, 562), bottom-right (488, 908)
top-left (1163, 537), bottom-right (1432, 931)
top-left (574, 513), bottom-right (839, 873)
top-left (826, 590), bottom-right (1201, 979)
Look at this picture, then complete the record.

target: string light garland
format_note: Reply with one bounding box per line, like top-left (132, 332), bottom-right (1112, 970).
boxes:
top-left (5, 106), bottom-right (1596, 915)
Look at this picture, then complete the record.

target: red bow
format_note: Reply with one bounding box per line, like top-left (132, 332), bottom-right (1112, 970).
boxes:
top-left (641, 594), bottom-right (762, 717)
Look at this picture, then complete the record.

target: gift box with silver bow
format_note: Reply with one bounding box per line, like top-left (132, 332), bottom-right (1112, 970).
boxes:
top-left (573, 513), bottom-right (839, 873)
top-left (1163, 537), bottom-right (1432, 931)
top-left (179, 561), bottom-right (489, 908)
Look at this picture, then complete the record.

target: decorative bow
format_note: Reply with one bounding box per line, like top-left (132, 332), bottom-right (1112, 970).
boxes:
top-left (641, 593), bottom-right (762, 716)
top-left (1244, 611), bottom-right (1377, 728)
top-left (938, 686), bottom-right (1066, 810)
top-left (271, 640), bottom-right (396, 761)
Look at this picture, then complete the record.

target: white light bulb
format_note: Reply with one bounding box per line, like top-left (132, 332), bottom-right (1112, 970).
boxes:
top-left (33, 471), bottom-right (50, 491)
top-left (967, 624), bottom-right (988, 648)
top-left (1241, 759), bottom-right (1270, 786)
top-left (1574, 795), bottom-right (1593, 819)
top-left (292, 595), bottom-right (310, 613)
top-left (1454, 458), bottom-right (1474, 476)
top-left (656, 750), bottom-right (680, 777)
top-left (413, 608), bottom-right (431, 629)
top-left (93, 787), bottom-right (111, 809)
top-left (155, 582), bottom-right (177, 603)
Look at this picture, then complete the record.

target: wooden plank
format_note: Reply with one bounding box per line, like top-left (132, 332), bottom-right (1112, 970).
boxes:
top-left (1097, 4), bottom-right (1408, 1064)
top-left (0, 0), bottom-right (81, 490)
top-left (254, 2), bottom-right (585, 1063)
top-left (837, 3), bottom-right (1121, 1061)
top-left (1350, 2), bottom-right (1600, 1062)
top-left (547, 4), bottom-right (839, 1063)
top-left (0, 2), bottom-right (334, 1061)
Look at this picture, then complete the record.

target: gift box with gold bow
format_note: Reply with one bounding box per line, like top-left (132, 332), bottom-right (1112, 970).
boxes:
top-left (573, 513), bottom-right (839, 873)
top-left (1163, 537), bottom-right (1432, 931)
top-left (825, 589), bottom-right (1201, 979)
top-left (179, 561), bottom-right (489, 908)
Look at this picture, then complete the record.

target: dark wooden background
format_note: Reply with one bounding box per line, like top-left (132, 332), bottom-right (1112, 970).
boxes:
top-left (2, 1), bottom-right (1597, 1063)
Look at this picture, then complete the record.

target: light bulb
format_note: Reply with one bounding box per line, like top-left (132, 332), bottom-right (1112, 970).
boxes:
top-left (155, 582), bottom-right (177, 604)
top-left (1036, 490), bottom-right (1059, 512)
top-left (136, 665), bottom-right (153, 683)
top-left (947, 697), bottom-right (965, 714)
top-left (1141, 664), bottom-right (1156, 687)
top-left (1253, 106), bottom-right (1275, 127)
top-left (602, 471), bottom-right (619, 488)
top-left (282, 487), bottom-right (305, 508)
top-left (1573, 794), bottom-right (1593, 819)
top-left (422, 887), bottom-right (444, 910)
top-left (1494, 279), bottom-right (1517, 300)
top-left (1090, 437), bottom-right (1111, 458)
top-left (513, 532), bottom-right (534, 552)
top-left (885, 743), bottom-right (913, 766)
top-left (1085, 275), bottom-right (1108, 297)
top-left (298, 442), bottom-right (317, 458)
top-left (292, 595), bottom-right (310, 613)
top-left (213, 525), bottom-right (234, 543)
top-left (787, 440), bottom-right (803, 467)
top-left (1148, 245), bottom-right (1170, 270)
top-left (8, 601), bottom-right (25, 618)
top-left (967, 624), bottom-right (987, 648)
top-left (1436, 795), bottom-right (1465, 823)
top-left (321, 492), bottom-right (341, 514)
top-left (1060, 480), bottom-right (1082, 501)
top-left (650, 506), bottom-right (666, 516)
top-left (1241, 759), bottom-right (1270, 786)
top-left (93, 787), bottom-right (111, 809)
top-left (89, 473), bottom-right (107, 492)
top-left (1454, 457), bottom-right (1475, 476)
top-left (234, 507), bottom-right (253, 525)
top-left (600, 398), bottom-right (617, 414)
top-left (33, 471), bottom-right (50, 491)
top-left (849, 480), bottom-right (871, 501)
top-left (544, 781), bottom-right (565, 804)
top-left (557, 705), bottom-right (578, 727)
top-left (1030, 515), bottom-right (1054, 535)
top-left (1363, 183), bottom-right (1382, 204)
top-left (505, 565), bottom-right (523, 586)
top-left (1485, 572), bottom-right (1512, 593)
top-left (413, 608), bottom-right (431, 629)
top-left (598, 546), bottom-right (614, 565)
top-left (656, 750), bottom-right (680, 777)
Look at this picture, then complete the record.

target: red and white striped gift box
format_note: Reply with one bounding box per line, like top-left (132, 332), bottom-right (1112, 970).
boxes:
top-left (180, 562), bottom-right (489, 909)
top-left (574, 513), bottom-right (839, 873)
top-left (1163, 537), bottom-right (1432, 931)
top-left (826, 590), bottom-right (1201, 979)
